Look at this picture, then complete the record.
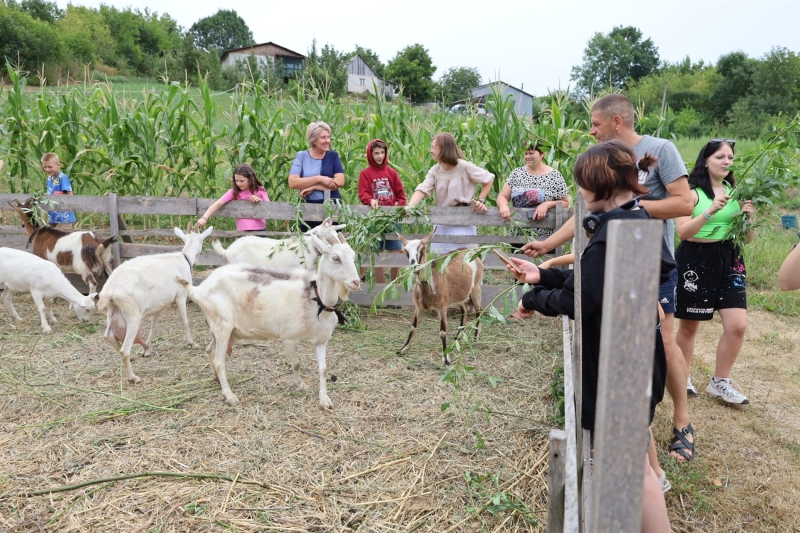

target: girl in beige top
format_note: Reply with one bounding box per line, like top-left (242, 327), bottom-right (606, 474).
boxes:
top-left (406, 133), bottom-right (494, 253)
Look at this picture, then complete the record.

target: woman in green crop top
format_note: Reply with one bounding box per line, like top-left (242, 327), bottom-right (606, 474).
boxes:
top-left (673, 139), bottom-right (755, 405)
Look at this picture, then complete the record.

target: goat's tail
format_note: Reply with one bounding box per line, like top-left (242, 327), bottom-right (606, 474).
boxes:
top-left (175, 275), bottom-right (194, 296)
top-left (211, 239), bottom-right (227, 257)
top-left (95, 236), bottom-right (118, 259)
top-left (96, 291), bottom-right (111, 311)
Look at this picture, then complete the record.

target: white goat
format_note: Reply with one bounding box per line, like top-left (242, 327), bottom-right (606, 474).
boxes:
top-left (97, 225), bottom-right (213, 383)
top-left (211, 217), bottom-right (345, 270)
top-left (0, 247), bottom-right (96, 333)
top-left (181, 232), bottom-right (360, 408)
top-left (395, 231), bottom-right (484, 365)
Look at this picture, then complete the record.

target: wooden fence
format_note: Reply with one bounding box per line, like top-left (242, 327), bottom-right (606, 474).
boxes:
top-left (545, 206), bottom-right (664, 532)
top-left (0, 193), bottom-right (571, 306)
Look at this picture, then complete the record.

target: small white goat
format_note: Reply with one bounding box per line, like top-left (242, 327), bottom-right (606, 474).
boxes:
top-left (181, 232), bottom-right (360, 408)
top-left (211, 217), bottom-right (345, 270)
top-left (97, 224), bottom-right (213, 383)
top-left (395, 231), bottom-right (484, 364)
top-left (9, 199), bottom-right (116, 293)
top-left (0, 247), bottom-right (96, 333)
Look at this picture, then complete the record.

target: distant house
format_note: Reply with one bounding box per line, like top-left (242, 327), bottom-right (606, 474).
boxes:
top-left (471, 81), bottom-right (534, 116)
top-left (219, 42), bottom-right (305, 79)
top-left (346, 55), bottom-right (394, 97)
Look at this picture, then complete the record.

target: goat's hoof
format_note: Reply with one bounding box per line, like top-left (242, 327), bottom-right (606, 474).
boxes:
top-left (127, 375), bottom-right (142, 385)
top-left (224, 395), bottom-right (240, 406)
top-left (295, 381), bottom-right (309, 391)
top-left (41, 327), bottom-right (52, 334)
top-left (319, 396), bottom-right (333, 409)
top-left (189, 342), bottom-right (199, 349)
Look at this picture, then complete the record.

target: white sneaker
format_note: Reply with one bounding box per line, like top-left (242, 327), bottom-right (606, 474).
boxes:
top-left (706, 377), bottom-right (749, 405)
top-left (687, 376), bottom-right (698, 396)
top-left (658, 470), bottom-right (672, 493)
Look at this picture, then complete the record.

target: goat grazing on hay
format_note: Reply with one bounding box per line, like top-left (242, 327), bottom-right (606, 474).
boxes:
top-left (179, 232), bottom-right (361, 408)
top-left (97, 223), bottom-right (213, 384)
top-left (0, 247), bottom-right (96, 333)
top-left (9, 198), bottom-right (116, 293)
top-left (395, 231), bottom-right (483, 365)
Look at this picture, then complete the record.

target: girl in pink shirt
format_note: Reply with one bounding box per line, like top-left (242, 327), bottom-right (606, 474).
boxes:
top-left (197, 164), bottom-right (270, 231)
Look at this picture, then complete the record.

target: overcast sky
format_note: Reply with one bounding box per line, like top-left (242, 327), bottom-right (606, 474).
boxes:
top-left (56, 0), bottom-right (800, 96)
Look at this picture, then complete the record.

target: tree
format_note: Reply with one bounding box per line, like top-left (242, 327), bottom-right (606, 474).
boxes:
top-left (189, 9), bottom-right (253, 52)
top-left (437, 66), bottom-right (482, 106)
top-left (19, 0), bottom-right (62, 24)
top-left (571, 26), bottom-right (660, 92)
top-left (709, 51), bottom-right (756, 122)
top-left (750, 47), bottom-right (800, 116)
top-left (385, 44), bottom-right (436, 103)
top-left (303, 39), bottom-right (348, 97)
top-left (350, 45), bottom-right (384, 78)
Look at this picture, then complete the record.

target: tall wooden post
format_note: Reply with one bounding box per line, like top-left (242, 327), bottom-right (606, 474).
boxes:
top-left (108, 193), bottom-right (121, 269)
top-left (588, 220), bottom-right (662, 533)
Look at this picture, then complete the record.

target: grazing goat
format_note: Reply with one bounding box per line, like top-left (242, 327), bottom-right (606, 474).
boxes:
top-left (0, 247), bottom-right (96, 333)
top-left (97, 224), bottom-right (213, 383)
top-left (181, 232), bottom-right (360, 408)
top-left (395, 231), bottom-right (484, 365)
top-left (9, 199), bottom-right (116, 293)
top-left (211, 217), bottom-right (345, 270)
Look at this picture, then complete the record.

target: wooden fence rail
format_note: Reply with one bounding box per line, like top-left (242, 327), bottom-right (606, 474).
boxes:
top-left (0, 193), bottom-right (572, 306)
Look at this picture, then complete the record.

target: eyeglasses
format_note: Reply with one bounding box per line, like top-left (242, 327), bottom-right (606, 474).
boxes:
top-left (709, 138), bottom-right (735, 148)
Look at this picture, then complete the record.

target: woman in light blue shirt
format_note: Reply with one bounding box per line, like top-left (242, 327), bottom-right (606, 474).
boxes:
top-left (288, 121), bottom-right (345, 205)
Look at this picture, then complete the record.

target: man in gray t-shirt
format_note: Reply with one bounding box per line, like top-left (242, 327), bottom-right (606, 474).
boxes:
top-left (633, 135), bottom-right (689, 258)
top-left (522, 94), bottom-right (697, 465)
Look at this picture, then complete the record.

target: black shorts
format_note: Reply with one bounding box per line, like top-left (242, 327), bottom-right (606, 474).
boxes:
top-left (674, 240), bottom-right (747, 321)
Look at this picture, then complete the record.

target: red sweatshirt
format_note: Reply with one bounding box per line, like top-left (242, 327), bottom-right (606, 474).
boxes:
top-left (358, 139), bottom-right (407, 207)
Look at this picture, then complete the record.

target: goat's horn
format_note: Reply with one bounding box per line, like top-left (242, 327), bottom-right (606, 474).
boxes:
top-left (186, 222), bottom-right (193, 233)
top-left (8, 200), bottom-right (20, 208)
top-left (192, 221), bottom-right (202, 233)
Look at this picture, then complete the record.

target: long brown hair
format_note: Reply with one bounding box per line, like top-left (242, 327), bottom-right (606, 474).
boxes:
top-left (232, 163), bottom-right (264, 199)
top-left (433, 133), bottom-right (464, 167)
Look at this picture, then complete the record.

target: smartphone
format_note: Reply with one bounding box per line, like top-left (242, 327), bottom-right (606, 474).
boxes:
top-left (492, 248), bottom-right (522, 274)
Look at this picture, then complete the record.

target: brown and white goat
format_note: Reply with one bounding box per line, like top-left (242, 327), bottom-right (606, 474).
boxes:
top-left (9, 199), bottom-right (116, 293)
top-left (395, 231), bottom-right (483, 365)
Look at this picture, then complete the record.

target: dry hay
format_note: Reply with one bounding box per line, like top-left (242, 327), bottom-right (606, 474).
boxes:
top-left (0, 294), bottom-right (561, 532)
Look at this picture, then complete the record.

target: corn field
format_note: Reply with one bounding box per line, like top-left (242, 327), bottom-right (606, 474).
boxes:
top-left (0, 65), bottom-right (593, 202)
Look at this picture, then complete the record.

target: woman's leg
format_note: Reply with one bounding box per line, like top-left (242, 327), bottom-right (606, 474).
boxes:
top-left (675, 318), bottom-right (701, 370)
top-left (714, 308), bottom-right (748, 378)
top-left (642, 455), bottom-right (671, 533)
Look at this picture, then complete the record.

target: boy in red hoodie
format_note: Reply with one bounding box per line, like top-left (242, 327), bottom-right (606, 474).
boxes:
top-left (358, 139), bottom-right (407, 282)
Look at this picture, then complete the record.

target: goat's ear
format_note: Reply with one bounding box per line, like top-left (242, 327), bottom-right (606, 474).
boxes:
top-left (309, 233), bottom-right (331, 255)
top-left (201, 226), bottom-right (214, 238)
top-left (321, 216), bottom-right (332, 227)
top-left (88, 292), bottom-right (99, 301)
top-left (330, 223), bottom-right (346, 231)
top-left (421, 230), bottom-right (436, 244)
top-left (174, 227), bottom-right (187, 240)
top-left (395, 231), bottom-right (409, 245)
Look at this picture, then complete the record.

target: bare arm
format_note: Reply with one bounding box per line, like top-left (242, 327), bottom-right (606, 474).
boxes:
top-left (640, 177), bottom-right (693, 219)
top-left (778, 244), bottom-right (800, 291)
top-left (497, 183), bottom-right (512, 219)
top-left (406, 190), bottom-right (427, 208)
top-left (289, 174), bottom-right (335, 190)
top-left (198, 197), bottom-right (228, 226)
top-left (521, 214), bottom-right (576, 258)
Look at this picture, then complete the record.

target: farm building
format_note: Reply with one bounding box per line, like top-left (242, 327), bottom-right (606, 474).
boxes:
top-left (346, 54), bottom-right (394, 97)
top-left (219, 42), bottom-right (305, 79)
top-left (471, 81), bottom-right (534, 116)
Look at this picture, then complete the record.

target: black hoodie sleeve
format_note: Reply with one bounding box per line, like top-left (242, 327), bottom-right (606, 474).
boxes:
top-left (520, 268), bottom-right (575, 318)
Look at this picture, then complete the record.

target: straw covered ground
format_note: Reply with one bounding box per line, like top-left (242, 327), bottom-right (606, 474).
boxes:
top-left (2, 295), bottom-right (800, 531)
top-left (0, 296), bottom-right (562, 532)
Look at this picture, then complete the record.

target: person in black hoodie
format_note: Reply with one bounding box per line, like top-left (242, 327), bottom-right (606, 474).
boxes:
top-left (508, 140), bottom-right (673, 532)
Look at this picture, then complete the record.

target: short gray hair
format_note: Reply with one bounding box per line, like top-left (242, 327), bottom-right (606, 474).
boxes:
top-left (306, 121), bottom-right (332, 148)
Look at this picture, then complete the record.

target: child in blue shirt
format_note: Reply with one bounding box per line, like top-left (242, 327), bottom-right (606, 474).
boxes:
top-left (42, 152), bottom-right (76, 229)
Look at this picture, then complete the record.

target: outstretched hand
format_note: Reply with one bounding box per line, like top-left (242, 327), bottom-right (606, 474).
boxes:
top-left (507, 257), bottom-right (540, 285)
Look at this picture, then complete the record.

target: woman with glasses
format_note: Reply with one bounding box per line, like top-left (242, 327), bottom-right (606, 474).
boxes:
top-left (674, 139), bottom-right (755, 405)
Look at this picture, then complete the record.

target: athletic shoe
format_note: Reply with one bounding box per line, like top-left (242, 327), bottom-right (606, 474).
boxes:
top-left (687, 376), bottom-right (698, 396)
top-left (658, 470), bottom-right (672, 493)
top-left (706, 377), bottom-right (749, 405)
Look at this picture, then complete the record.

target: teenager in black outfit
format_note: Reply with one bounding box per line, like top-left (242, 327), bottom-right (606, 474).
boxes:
top-left (508, 140), bottom-right (673, 533)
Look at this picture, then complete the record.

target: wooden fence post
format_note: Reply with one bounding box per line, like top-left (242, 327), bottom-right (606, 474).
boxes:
top-left (560, 315), bottom-right (580, 533)
top-left (588, 219), bottom-right (662, 533)
top-left (554, 203), bottom-right (564, 258)
top-left (108, 193), bottom-right (121, 269)
top-left (547, 429), bottom-right (567, 533)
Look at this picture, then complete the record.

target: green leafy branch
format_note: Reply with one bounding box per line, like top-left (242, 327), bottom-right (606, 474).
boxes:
top-left (725, 111), bottom-right (800, 248)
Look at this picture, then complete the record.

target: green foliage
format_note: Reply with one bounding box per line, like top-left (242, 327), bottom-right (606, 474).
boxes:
top-left (436, 66), bottom-right (482, 106)
top-left (19, 0), bottom-right (62, 23)
top-left (302, 39), bottom-right (348, 98)
top-left (385, 44), bottom-right (436, 104)
top-left (463, 471), bottom-right (539, 527)
top-left (0, 2), bottom-right (63, 70)
top-left (189, 9), bottom-right (253, 53)
top-left (709, 51), bottom-right (756, 122)
top-left (571, 25), bottom-right (659, 93)
top-left (550, 365), bottom-right (565, 426)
